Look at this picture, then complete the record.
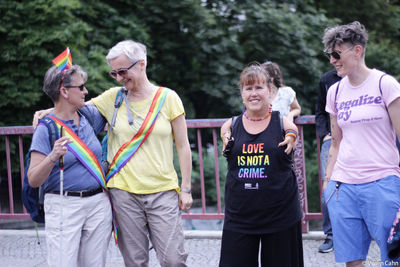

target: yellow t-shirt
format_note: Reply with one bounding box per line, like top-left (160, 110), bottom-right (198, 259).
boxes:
top-left (92, 86), bottom-right (185, 194)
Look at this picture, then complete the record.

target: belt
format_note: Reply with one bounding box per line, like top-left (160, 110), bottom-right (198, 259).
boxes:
top-left (48, 187), bottom-right (103, 198)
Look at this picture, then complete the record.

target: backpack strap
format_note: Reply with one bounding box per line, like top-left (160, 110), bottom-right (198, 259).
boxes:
top-left (334, 80), bottom-right (341, 113)
top-left (101, 87), bottom-right (126, 165)
top-left (38, 116), bottom-right (59, 147)
top-left (379, 73), bottom-right (388, 110)
top-left (34, 116), bottom-right (59, 203)
top-left (78, 106), bottom-right (95, 129)
top-left (109, 87), bottom-right (126, 130)
top-left (280, 112), bottom-right (285, 138)
top-left (230, 115), bottom-right (239, 131)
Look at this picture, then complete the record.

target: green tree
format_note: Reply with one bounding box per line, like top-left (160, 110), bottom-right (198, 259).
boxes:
top-left (0, 0), bottom-right (90, 125)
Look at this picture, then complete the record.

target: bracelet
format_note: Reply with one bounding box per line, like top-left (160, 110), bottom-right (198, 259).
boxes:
top-left (221, 131), bottom-right (231, 139)
top-left (181, 188), bottom-right (192, 194)
top-left (285, 129), bottom-right (297, 142)
top-left (48, 155), bottom-right (57, 163)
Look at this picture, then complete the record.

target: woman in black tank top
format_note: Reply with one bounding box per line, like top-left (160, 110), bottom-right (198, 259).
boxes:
top-left (219, 63), bottom-right (303, 267)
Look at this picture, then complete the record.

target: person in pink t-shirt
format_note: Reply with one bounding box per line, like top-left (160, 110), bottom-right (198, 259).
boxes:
top-left (322, 21), bottom-right (400, 267)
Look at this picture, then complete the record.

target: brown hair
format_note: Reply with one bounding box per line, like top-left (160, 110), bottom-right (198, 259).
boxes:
top-left (262, 61), bottom-right (283, 88)
top-left (239, 62), bottom-right (270, 91)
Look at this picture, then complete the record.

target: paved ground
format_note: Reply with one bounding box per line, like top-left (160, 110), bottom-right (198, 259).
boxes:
top-left (0, 229), bottom-right (383, 267)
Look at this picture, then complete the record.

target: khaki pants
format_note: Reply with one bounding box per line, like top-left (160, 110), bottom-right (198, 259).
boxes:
top-left (44, 191), bottom-right (112, 267)
top-left (110, 188), bottom-right (187, 267)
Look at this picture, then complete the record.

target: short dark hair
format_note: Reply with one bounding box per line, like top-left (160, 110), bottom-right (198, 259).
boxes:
top-left (42, 65), bottom-right (87, 102)
top-left (323, 21), bottom-right (368, 55)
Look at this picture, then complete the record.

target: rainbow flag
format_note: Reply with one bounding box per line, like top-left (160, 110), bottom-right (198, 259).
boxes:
top-left (52, 47), bottom-right (72, 71)
top-left (106, 87), bottom-right (169, 181)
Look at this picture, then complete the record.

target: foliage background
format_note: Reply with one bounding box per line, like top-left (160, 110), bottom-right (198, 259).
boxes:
top-left (1, 0), bottom-right (400, 211)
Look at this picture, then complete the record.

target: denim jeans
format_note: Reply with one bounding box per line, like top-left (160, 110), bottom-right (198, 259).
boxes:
top-left (320, 139), bottom-right (332, 237)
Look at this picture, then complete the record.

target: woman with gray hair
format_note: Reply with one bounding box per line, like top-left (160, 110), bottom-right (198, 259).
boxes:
top-left (28, 65), bottom-right (112, 266)
top-left (89, 40), bottom-right (192, 266)
top-left (322, 21), bottom-right (400, 266)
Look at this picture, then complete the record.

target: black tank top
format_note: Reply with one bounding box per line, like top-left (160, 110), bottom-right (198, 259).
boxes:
top-left (224, 111), bottom-right (302, 234)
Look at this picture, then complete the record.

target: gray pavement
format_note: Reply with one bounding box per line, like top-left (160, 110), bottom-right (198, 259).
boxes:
top-left (0, 229), bottom-right (383, 267)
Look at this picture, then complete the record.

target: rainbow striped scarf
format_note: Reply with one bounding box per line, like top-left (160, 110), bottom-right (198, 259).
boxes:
top-left (48, 115), bottom-right (119, 243)
top-left (106, 87), bottom-right (169, 181)
top-left (48, 115), bottom-right (106, 187)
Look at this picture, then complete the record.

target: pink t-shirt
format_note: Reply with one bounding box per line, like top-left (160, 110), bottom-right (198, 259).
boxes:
top-left (326, 69), bottom-right (400, 184)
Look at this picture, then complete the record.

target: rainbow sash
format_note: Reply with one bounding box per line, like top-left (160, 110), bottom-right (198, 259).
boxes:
top-left (106, 87), bottom-right (169, 181)
top-left (48, 115), bottom-right (118, 243)
top-left (48, 115), bottom-right (106, 187)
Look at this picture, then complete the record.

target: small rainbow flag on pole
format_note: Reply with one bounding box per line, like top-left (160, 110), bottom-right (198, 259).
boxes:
top-left (52, 47), bottom-right (72, 71)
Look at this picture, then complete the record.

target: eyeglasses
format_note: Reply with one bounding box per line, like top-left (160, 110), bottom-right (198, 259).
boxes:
top-left (64, 84), bottom-right (86, 91)
top-left (109, 60), bottom-right (140, 78)
top-left (325, 46), bottom-right (353, 60)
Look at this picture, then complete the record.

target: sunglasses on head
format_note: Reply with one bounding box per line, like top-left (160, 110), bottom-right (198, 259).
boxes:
top-left (325, 46), bottom-right (353, 60)
top-left (109, 60), bottom-right (140, 78)
top-left (64, 84), bottom-right (86, 91)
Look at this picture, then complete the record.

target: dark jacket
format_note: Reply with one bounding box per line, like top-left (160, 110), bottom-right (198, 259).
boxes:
top-left (315, 69), bottom-right (341, 140)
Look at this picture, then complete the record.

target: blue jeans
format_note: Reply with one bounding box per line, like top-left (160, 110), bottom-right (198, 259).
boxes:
top-left (320, 139), bottom-right (332, 238)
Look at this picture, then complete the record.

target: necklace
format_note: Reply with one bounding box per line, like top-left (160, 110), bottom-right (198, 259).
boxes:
top-left (243, 111), bottom-right (271, 121)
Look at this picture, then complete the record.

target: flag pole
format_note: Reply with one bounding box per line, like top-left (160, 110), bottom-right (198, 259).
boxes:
top-left (59, 126), bottom-right (64, 267)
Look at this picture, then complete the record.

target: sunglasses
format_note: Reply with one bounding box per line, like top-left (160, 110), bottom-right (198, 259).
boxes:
top-left (64, 84), bottom-right (86, 91)
top-left (325, 46), bottom-right (353, 60)
top-left (109, 60), bottom-right (140, 78)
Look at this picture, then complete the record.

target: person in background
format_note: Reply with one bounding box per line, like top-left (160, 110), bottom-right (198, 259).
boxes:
top-left (219, 63), bottom-right (303, 267)
top-left (28, 65), bottom-right (112, 266)
top-left (323, 21), bottom-right (400, 266)
top-left (315, 68), bottom-right (341, 253)
top-left (262, 61), bottom-right (301, 122)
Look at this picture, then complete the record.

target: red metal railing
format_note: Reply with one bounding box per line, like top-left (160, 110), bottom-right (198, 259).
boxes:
top-left (0, 116), bottom-right (322, 232)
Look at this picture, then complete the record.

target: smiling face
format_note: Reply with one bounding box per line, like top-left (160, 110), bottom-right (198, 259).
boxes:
top-left (64, 73), bottom-right (88, 109)
top-left (109, 54), bottom-right (143, 91)
top-left (241, 82), bottom-right (270, 113)
top-left (239, 65), bottom-right (271, 114)
top-left (328, 43), bottom-right (356, 77)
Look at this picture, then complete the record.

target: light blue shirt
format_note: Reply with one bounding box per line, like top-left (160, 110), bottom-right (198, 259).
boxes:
top-left (30, 105), bottom-right (106, 192)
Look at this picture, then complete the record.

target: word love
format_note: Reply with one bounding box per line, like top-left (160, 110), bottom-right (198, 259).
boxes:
top-left (242, 143), bottom-right (264, 154)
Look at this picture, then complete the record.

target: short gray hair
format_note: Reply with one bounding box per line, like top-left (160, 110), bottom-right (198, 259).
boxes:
top-left (42, 65), bottom-right (88, 102)
top-left (322, 21), bottom-right (369, 55)
top-left (106, 40), bottom-right (147, 65)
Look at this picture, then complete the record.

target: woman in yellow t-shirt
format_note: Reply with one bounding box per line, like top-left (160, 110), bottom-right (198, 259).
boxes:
top-left (89, 40), bottom-right (192, 267)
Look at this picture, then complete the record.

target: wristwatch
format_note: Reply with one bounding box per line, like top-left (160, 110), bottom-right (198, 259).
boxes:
top-left (181, 188), bottom-right (192, 194)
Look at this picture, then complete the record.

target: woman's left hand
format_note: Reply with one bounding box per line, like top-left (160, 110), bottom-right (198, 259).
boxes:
top-left (279, 135), bottom-right (296, 154)
top-left (179, 191), bottom-right (193, 211)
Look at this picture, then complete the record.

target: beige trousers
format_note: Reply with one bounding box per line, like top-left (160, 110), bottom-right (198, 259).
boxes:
top-left (110, 188), bottom-right (187, 267)
top-left (44, 191), bottom-right (112, 267)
